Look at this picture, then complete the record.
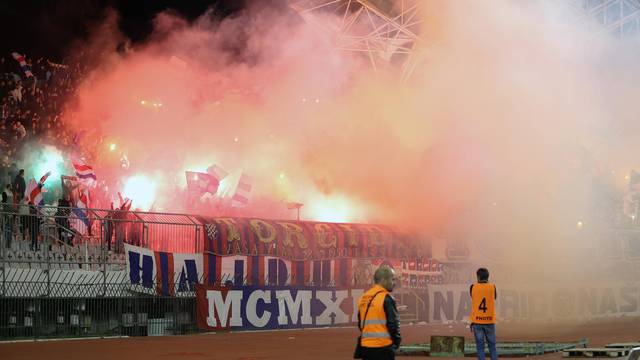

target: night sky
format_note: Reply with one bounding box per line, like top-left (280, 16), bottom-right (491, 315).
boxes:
top-left (0, 0), bottom-right (247, 60)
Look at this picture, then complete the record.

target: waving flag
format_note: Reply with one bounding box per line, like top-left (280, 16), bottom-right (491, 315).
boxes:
top-left (207, 165), bottom-right (228, 182)
top-left (26, 171), bottom-right (51, 208)
top-left (72, 158), bottom-right (97, 185)
top-left (231, 173), bottom-right (252, 207)
top-left (71, 187), bottom-right (91, 235)
top-left (186, 171), bottom-right (219, 195)
top-left (186, 164), bottom-right (228, 196)
top-left (11, 52), bottom-right (34, 78)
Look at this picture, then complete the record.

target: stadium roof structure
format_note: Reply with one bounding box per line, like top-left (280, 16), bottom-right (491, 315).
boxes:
top-left (289, 0), bottom-right (423, 82)
top-left (290, 0), bottom-right (640, 82)
top-left (570, 0), bottom-right (640, 38)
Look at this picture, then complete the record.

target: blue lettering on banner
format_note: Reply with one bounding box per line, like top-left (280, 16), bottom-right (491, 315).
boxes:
top-left (177, 259), bottom-right (199, 292)
top-left (128, 251), bottom-right (154, 288)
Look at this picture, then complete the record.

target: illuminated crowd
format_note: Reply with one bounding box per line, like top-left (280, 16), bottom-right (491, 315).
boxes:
top-left (0, 54), bottom-right (85, 189)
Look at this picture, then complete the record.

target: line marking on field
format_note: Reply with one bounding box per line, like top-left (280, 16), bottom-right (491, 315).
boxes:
top-left (0, 336), bottom-right (129, 344)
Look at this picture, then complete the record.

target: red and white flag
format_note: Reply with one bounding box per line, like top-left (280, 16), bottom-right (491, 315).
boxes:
top-left (26, 171), bottom-right (51, 207)
top-left (207, 165), bottom-right (228, 182)
top-left (231, 173), bottom-right (252, 207)
top-left (11, 52), bottom-right (34, 78)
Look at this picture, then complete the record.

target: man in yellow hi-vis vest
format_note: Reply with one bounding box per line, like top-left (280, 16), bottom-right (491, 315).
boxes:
top-left (470, 268), bottom-right (497, 360)
top-left (355, 266), bottom-right (401, 360)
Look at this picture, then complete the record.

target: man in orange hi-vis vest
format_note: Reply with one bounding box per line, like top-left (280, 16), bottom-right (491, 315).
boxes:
top-left (355, 266), bottom-right (401, 360)
top-left (470, 268), bottom-right (498, 360)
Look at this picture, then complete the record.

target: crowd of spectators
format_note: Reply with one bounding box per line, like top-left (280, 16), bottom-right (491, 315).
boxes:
top-left (0, 53), bottom-right (87, 179)
top-left (0, 53), bottom-right (89, 251)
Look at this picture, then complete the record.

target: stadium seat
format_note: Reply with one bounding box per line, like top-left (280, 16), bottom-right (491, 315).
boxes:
top-left (15, 251), bottom-right (27, 269)
top-left (25, 251), bottom-right (34, 262)
top-left (10, 241), bottom-right (20, 252)
top-left (5, 251), bottom-right (15, 265)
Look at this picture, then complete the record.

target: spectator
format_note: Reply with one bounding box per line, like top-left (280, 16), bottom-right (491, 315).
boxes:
top-left (4, 184), bottom-right (14, 209)
top-left (55, 193), bottom-right (72, 245)
top-left (103, 202), bottom-right (114, 251)
top-left (13, 169), bottom-right (26, 200)
top-left (128, 209), bottom-right (142, 247)
top-left (114, 193), bottom-right (132, 253)
top-left (8, 163), bottom-right (18, 185)
top-left (2, 191), bottom-right (14, 248)
top-left (18, 196), bottom-right (30, 241)
top-left (27, 201), bottom-right (40, 250)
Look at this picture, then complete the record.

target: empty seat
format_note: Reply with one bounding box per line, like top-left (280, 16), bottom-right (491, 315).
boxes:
top-left (24, 251), bottom-right (35, 262)
top-left (4, 250), bottom-right (15, 266)
top-left (10, 241), bottom-right (20, 252)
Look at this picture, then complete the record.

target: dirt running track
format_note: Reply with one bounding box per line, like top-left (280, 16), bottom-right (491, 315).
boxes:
top-left (1, 319), bottom-right (638, 360)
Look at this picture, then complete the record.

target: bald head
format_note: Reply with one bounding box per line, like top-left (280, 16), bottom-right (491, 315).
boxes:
top-left (374, 265), bottom-right (397, 292)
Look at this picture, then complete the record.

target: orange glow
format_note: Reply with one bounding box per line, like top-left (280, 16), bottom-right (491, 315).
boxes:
top-left (304, 194), bottom-right (366, 223)
top-left (123, 175), bottom-right (157, 211)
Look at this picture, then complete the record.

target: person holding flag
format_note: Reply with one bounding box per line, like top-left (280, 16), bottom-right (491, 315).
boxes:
top-left (25, 171), bottom-right (51, 209)
top-left (22, 171), bottom-right (51, 249)
top-left (27, 200), bottom-right (41, 250)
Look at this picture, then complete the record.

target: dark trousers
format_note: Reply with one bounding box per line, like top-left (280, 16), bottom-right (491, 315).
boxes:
top-left (472, 323), bottom-right (497, 360)
top-left (362, 346), bottom-right (395, 360)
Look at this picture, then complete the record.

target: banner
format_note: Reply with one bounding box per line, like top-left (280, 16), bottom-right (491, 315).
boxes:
top-left (125, 244), bottom-right (442, 296)
top-left (196, 285), bottom-right (365, 331)
top-left (429, 283), bottom-right (640, 323)
top-left (197, 216), bottom-right (415, 260)
top-left (125, 244), bottom-right (202, 296)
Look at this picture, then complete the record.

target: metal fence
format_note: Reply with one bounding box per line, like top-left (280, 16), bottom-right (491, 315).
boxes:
top-left (0, 204), bottom-right (202, 340)
top-left (1, 203), bottom-right (203, 254)
top-left (0, 295), bottom-right (198, 340)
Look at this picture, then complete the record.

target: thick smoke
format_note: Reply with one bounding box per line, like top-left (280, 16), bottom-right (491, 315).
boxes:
top-left (62, 1), bottom-right (639, 284)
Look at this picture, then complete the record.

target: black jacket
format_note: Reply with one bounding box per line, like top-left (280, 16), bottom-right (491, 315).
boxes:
top-left (358, 293), bottom-right (402, 349)
top-left (384, 294), bottom-right (402, 348)
top-left (13, 175), bottom-right (25, 199)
